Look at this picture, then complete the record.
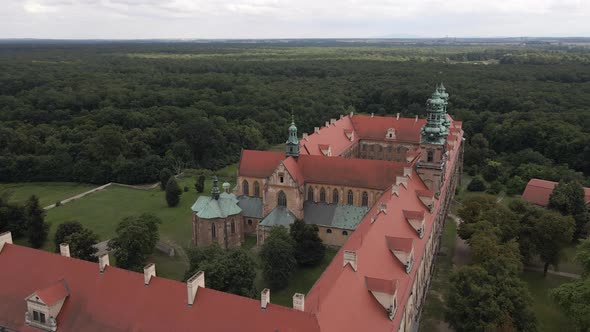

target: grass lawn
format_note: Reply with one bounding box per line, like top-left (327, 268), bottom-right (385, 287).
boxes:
top-left (419, 218), bottom-right (458, 331)
top-left (255, 247), bottom-right (338, 307)
top-left (521, 271), bottom-right (576, 332)
top-left (0, 182), bottom-right (95, 207)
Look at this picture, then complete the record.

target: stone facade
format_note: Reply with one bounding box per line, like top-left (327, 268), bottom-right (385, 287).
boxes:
top-left (192, 214), bottom-right (244, 249)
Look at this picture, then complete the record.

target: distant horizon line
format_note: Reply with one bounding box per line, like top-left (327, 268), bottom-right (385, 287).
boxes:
top-left (1, 36), bottom-right (590, 41)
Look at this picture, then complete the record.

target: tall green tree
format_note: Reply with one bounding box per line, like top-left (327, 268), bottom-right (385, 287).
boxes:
top-left (64, 228), bottom-right (99, 262)
top-left (260, 226), bottom-right (297, 290)
top-left (184, 245), bottom-right (257, 298)
top-left (165, 177), bottom-right (182, 207)
top-left (532, 211), bottom-right (575, 275)
top-left (195, 175), bottom-right (206, 193)
top-left (108, 213), bottom-right (161, 271)
top-left (159, 168), bottom-right (173, 190)
top-left (549, 181), bottom-right (589, 240)
top-left (24, 195), bottom-right (48, 248)
top-left (0, 193), bottom-right (27, 238)
top-left (290, 219), bottom-right (326, 267)
top-left (54, 221), bottom-right (83, 252)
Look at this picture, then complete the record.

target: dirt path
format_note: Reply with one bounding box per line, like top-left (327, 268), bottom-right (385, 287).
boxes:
top-left (523, 266), bottom-right (581, 279)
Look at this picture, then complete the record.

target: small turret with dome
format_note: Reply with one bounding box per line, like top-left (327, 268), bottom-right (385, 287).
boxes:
top-left (285, 114), bottom-right (300, 158)
top-left (420, 84), bottom-right (449, 145)
top-left (436, 83), bottom-right (451, 129)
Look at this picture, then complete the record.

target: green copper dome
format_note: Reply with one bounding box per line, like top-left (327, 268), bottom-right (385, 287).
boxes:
top-left (286, 114), bottom-right (300, 157)
top-left (421, 84), bottom-right (449, 145)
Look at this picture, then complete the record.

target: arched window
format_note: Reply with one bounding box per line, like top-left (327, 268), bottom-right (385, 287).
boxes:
top-left (427, 150), bottom-right (434, 163)
top-left (211, 222), bottom-right (216, 239)
top-left (347, 190), bottom-right (354, 205)
top-left (254, 181), bottom-right (260, 197)
top-left (362, 191), bottom-right (369, 207)
top-left (342, 230), bottom-right (348, 236)
top-left (307, 186), bottom-right (314, 202)
top-left (242, 180), bottom-right (249, 196)
top-left (278, 191), bottom-right (287, 207)
top-left (326, 229), bottom-right (332, 234)
top-left (320, 188), bottom-right (326, 202)
top-left (231, 221), bottom-right (236, 234)
top-left (247, 219), bottom-right (253, 225)
top-left (332, 189), bottom-right (339, 204)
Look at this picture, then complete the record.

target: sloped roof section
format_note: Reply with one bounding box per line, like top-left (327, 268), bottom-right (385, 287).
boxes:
top-left (301, 116), bottom-right (358, 156)
top-left (0, 244), bottom-right (320, 332)
top-left (238, 150), bottom-right (285, 178)
top-left (351, 115), bottom-right (425, 143)
top-left (238, 196), bottom-right (264, 219)
top-left (33, 279), bottom-right (69, 306)
top-left (522, 178), bottom-right (590, 206)
top-left (193, 194), bottom-right (242, 219)
top-left (259, 206), bottom-right (297, 227)
top-left (303, 202), bottom-right (369, 230)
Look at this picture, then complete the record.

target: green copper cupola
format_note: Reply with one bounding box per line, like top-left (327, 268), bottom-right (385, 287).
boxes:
top-left (286, 115), bottom-right (300, 157)
top-left (421, 85), bottom-right (449, 145)
top-left (437, 83), bottom-right (451, 129)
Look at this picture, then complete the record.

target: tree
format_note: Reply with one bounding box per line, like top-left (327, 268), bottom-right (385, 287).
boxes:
top-left (0, 193), bottom-right (27, 238)
top-left (532, 211), bottom-right (574, 276)
top-left (24, 195), bottom-right (48, 248)
top-left (195, 175), bottom-right (205, 193)
top-left (54, 221), bottom-right (83, 252)
top-left (467, 176), bottom-right (486, 192)
top-left (549, 181), bottom-right (589, 240)
top-left (290, 219), bottom-right (326, 266)
top-left (64, 228), bottom-right (99, 262)
top-left (260, 226), bottom-right (297, 290)
top-left (165, 177), bottom-right (182, 207)
top-left (108, 213), bottom-right (161, 271)
top-left (551, 239), bottom-right (590, 331)
top-left (159, 168), bottom-right (173, 190)
top-left (184, 244), bottom-right (257, 297)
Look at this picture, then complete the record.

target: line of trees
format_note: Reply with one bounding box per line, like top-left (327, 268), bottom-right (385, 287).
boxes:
top-left (0, 193), bottom-right (48, 249)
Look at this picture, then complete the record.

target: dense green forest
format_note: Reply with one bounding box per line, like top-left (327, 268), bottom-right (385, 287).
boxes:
top-left (0, 42), bottom-right (589, 186)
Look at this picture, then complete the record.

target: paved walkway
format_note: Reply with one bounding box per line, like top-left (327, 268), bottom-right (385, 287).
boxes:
top-left (523, 266), bottom-right (582, 279)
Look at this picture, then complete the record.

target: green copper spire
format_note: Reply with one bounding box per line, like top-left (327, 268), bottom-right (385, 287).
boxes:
top-left (286, 114), bottom-right (300, 157)
top-left (421, 85), bottom-right (449, 145)
top-left (437, 83), bottom-right (451, 128)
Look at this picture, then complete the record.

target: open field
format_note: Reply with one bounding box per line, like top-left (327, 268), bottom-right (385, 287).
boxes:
top-left (521, 271), bottom-right (576, 332)
top-left (0, 182), bottom-right (95, 207)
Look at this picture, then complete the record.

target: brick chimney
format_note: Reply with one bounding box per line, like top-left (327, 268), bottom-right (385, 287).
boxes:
top-left (403, 167), bottom-right (413, 178)
top-left (0, 231), bottom-right (12, 253)
top-left (187, 271), bottom-right (204, 306)
top-left (343, 250), bottom-right (358, 271)
top-left (293, 293), bottom-right (305, 311)
top-left (144, 263), bottom-right (156, 286)
top-left (261, 288), bottom-right (270, 310)
top-left (396, 113), bottom-right (400, 120)
top-left (314, 127), bottom-right (320, 134)
top-left (99, 253), bottom-right (110, 273)
top-left (330, 118), bottom-right (337, 125)
top-left (59, 243), bottom-right (70, 257)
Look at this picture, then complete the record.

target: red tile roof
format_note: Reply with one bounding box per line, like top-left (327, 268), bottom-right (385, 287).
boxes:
top-left (283, 156), bottom-right (304, 186)
top-left (238, 150), bottom-right (285, 178)
top-left (522, 178), bottom-right (590, 206)
top-left (296, 155), bottom-right (406, 190)
top-left (351, 115), bottom-right (425, 143)
top-left (0, 244), bottom-right (320, 332)
top-left (365, 277), bottom-right (398, 295)
top-left (301, 116), bottom-right (357, 156)
top-left (385, 236), bottom-right (414, 253)
top-left (304, 123), bottom-right (463, 332)
top-left (402, 210), bottom-right (425, 220)
top-left (33, 279), bottom-right (69, 306)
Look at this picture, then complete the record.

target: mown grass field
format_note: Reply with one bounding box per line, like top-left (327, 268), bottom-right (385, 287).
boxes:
top-left (521, 271), bottom-right (576, 332)
top-left (0, 182), bottom-right (94, 207)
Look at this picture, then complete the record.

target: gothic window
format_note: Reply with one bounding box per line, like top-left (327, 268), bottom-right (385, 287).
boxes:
top-left (242, 180), bottom-right (249, 196)
top-left (342, 231), bottom-right (348, 236)
top-left (362, 191), bottom-right (369, 207)
top-left (254, 181), bottom-right (260, 197)
top-left (231, 221), bottom-right (236, 234)
top-left (307, 186), bottom-right (314, 201)
top-left (320, 188), bottom-right (326, 202)
top-left (211, 223), bottom-right (216, 239)
top-left (278, 191), bottom-right (287, 207)
top-left (347, 190), bottom-right (354, 205)
top-left (332, 189), bottom-right (339, 204)
top-left (427, 150), bottom-right (434, 163)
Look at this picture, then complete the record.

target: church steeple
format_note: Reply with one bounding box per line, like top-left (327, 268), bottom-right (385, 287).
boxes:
top-left (421, 85), bottom-right (449, 145)
top-left (286, 114), bottom-right (300, 157)
top-left (437, 83), bottom-right (451, 129)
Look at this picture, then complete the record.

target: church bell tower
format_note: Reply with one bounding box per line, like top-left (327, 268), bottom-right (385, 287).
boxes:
top-left (286, 115), bottom-right (300, 158)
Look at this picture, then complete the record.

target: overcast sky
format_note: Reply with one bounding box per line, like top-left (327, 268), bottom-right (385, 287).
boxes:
top-left (1, 0), bottom-right (588, 39)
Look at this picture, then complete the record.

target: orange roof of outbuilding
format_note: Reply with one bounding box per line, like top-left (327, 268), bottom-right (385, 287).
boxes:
top-left (0, 244), bottom-right (320, 332)
top-left (522, 178), bottom-right (590, 206)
